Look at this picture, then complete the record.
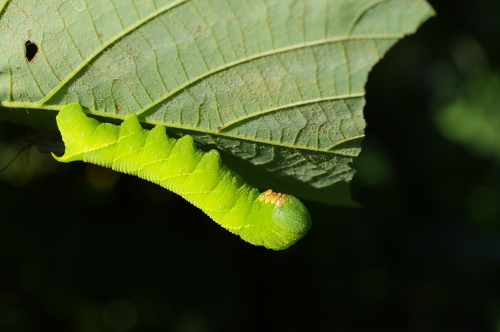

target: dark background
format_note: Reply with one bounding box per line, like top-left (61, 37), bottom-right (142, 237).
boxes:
top-left (1, 0), bottom-right (500, 331)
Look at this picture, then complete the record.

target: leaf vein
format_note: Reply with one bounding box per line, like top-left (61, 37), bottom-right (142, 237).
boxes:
top-left (135, 34), bottom-right (401, 117)
top-left (38, 0), bottom-right (189, 106)
top-left (218, 92), bottom-right (365, 132)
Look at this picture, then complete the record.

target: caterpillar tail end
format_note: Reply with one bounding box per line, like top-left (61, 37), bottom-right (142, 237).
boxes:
top-left (52, 103), bottom-right (98, 163)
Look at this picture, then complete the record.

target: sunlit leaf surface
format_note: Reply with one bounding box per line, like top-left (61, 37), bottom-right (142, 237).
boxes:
top-left (0, 0), bottom-right (434, 204)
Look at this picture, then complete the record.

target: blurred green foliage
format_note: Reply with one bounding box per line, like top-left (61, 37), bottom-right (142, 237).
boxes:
top-left (435, 72), bottom-right (500, 162)
top-left (2, 0), bottom-right (500, 331)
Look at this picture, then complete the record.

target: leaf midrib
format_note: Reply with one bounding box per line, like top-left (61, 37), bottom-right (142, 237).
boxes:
top-left (0, 99), bottom-right (363, 156)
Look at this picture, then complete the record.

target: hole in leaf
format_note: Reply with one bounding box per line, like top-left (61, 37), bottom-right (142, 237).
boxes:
top-left (25, 40), bottom-right (38, 62)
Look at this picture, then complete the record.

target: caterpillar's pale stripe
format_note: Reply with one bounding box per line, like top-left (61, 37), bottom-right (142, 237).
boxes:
top-left (53, 104), bottom-right (311, 250)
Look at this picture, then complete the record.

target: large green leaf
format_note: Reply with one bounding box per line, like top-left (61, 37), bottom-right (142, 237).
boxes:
top-left (0, 0), bottom-right (434, 204)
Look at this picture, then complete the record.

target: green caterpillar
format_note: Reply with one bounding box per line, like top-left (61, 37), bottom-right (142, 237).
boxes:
top-left (53, 104), bottom-right (311, 250)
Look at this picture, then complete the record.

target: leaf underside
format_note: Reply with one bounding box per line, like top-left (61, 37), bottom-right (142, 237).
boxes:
top-left (0, 0), bottom-right (434, 204)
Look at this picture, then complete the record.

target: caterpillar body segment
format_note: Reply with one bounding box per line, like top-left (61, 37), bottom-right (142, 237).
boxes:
top-left (53, 104), bottom-right (311, 250)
